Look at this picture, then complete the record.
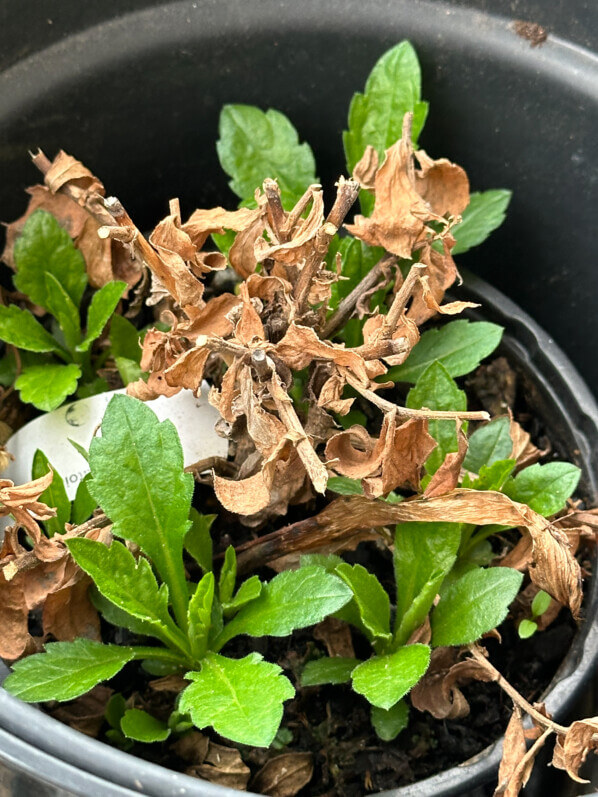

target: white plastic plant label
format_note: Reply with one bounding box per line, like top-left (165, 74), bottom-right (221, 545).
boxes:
top-left (3, 385), bottom-right (228, 500)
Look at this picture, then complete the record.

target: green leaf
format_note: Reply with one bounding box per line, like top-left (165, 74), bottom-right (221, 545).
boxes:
top-left (328, 238), bottom-right (385, 310)
top-left (503, 462), bottom-right (581, 517)
top-left (431, 566), bottom-right (523, 647)
top-left (180, 652), bottom-right (295, 747)
top-left (335, 563), bottom-right (391, 642)
top-left (71, 475), bottom-right (97, 525)
top-left (217, 105), bottom-right (317, 208)
top-left (299, 553), bottom-right (345, 572)
top-left (216, 566), bottom-right (352, 648)
top-left (32, 450), bottom-right (70, 536)
top-left (76, 377), bottom-right (110, 399)
top-left (187, 572), bottom-right (215, 660)
top-left (185, 509), bottom-right (215, 572)
top-left (4, 639), bottom-right (134, 702)
top-left (77, 281), bottom-right (127, 352)
top-left (0, 305), bottom-right (65, 354)
top-left (344, 40), bottom-right (428, 177)
top-left (109, 314), bottom-right (143, 362)
top-left (44, 273), bottom-right (81, 351)
top-left (518, 619), bottom-right (538, 639)
top-left (464, 418), bottom-right (513, 474)
top-left (91, 588), bottom-right (158, 639)
top-left (452, 190), bottom-right (512, 255)
top-left (327, 476), bottom-right (364, 496)
top-left (16, 363), bottom-right (81, 411)
top-left (531, 590), bottom-right (552, 617)
top-left (371, 700), bottom-right (409, 742)
top-left (105, 692), bottom-right (127, 729)
top-left (393, 522), bottom-right (462, 647)
top-left (88, 395), bottom-right (193, 628)
top-left (14, 210), bottom-right (87, 310)
top-left (301, 657), bottom-right (360, 686)
top-left (351, 644), bottom-right (431, 710)
top-left (121, 708), bottom-right (170, 742)
top-left (472, 459), bottom-right (516, 491)
top-left (223, 576), bottom-right (262, 618)
top-left (67, 538), bottom-right (176, 645)
top-left (406, 361), bottom-right (466, 474)
top-left (389, 320), bottom-right (504, 383)
top-left (114, 357), bottom-right (144, 386)
top-left (218, 546), bottom-right (237, 605)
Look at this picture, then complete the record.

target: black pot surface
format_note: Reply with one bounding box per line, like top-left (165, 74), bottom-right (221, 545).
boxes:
top-left (0, 2), bottom-right (597, 795)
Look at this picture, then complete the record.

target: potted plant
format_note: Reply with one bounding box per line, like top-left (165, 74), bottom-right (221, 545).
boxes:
top-left (0, 7), bottom-right (596, 796)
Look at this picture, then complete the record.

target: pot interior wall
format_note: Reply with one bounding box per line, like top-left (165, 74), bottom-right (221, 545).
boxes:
top-left (0, 0), bottom-right (597, 393)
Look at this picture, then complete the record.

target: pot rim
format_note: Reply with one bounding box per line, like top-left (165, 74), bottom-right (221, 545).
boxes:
top-left (0, 2), bottom-right (597, 794)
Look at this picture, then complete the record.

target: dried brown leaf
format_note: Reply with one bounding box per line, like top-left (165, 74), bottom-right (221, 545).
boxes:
top-left (42, 576), bottom-right (101, 643)
top-left (182, 293), bottom-right (241, 339)
top-left (43, 151), bottom-right (105, 195)
top-left (229, 210), bottom-right (267, 279)
top-left (552, 718), bottom-right (598, 783)
top-left (414, 149), bottom-right (470, 217)
top-left (314, 616), bottom-right (355, 658)
top-left (252, 752), bottom-right (314, 797)
top-left (353, 145), bottom-right (379, 191)
top-left (494, 705), bottom-right (528, 796)
top-left (424, 422), bottom-right (468, 497)
top-left (188, 740), bottom-right (250, 789)
top-left (407, 239), bottom-right (460, 326)
top-left (149, 213), bottom-right (204, 309)
top-left (49, 685), bottom-right (113, 737)
top-left (183, 206), bottom-right (261, 250)
top-left (0, 572), bottom-right (30, 659)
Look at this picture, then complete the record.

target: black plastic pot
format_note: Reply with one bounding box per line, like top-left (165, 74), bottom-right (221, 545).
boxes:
top-left (1, 2), bottom-right (597, 795)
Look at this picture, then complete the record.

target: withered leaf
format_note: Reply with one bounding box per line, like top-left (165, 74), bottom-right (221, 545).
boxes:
top-left (252, 752), bottom-right (314, 797)
top-left (187, 740), bottom-right (251, 790)
top-left (424, 422), bottom-right (468, 498)
top-left (314, 616), bottom-right (355, 658)
top-left (494, 705), bottom-right (528, 797)
top-left (183, 206), bottom-right (261, 250)
top-left (49, 685), bottom-right (113, 737)
top-left (414, 149), bottom-right (470, 218)
top-left (42, 575), bottom-right (101, 643)
top-left (552, 718), bottom-right (598, 783)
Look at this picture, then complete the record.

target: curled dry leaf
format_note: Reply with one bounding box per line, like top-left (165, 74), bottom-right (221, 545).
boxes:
top-left (423, 422), bottom-right (468, 498)
top-left (48, 685), bottom-right (113, 738)
top-left (552, 718), bottom-right (598, 783)
top-left (252, 752), bottom-right (314, 797)
top-left (314, 616), bottom-right (356, 658)
top-left (493, 705), bottom-right (529, 797)
top-left (410, 647), bottom-right (494, 720)
top-left (235, 490), bottom-right (582, 618)
top-left (187, 740), bottom-right (251, 790)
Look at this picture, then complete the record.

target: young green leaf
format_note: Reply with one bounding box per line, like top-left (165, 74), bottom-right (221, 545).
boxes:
top-left (430, 566), bottom-right (524, 647)
top-left (388, 320), bottom-right (503, 383)
top-left (531, 590), bottom-right (552, 617)
top-left (121, 709), bottom-right (171, 742)
top-left (43, 273), bottom-right (81, 351)
top-left (0, 352), bottom-right (16, 386)
top-left (0, 305), bottom-right (65, 354)
top-left (351, 644), bottom-right (431, 710)
top-left (451, 190), bottom-right (512, 255)
top-left (13, 210), bottom-right (87, 311)
top-left (15, 363), bottom-right (81, 411)
top-left (3, 639), bottom-right (135, 702)
top-left (187, 572), bottom-right (215, 660)
top-left (88, 395), bottom-right (193, 628)
top-left (222, 576), bottom-right (262, 617)
top-left (77, 281), bottom-right (127, 352)
top-left (217, 105), bottom-right (317, 208)
top-left (67, 538), bottom-right (178, 646)
top-left (343, 40), bottom-right (428, 174)
top-left (215, 566), bottom-right (353, 648)
top-left (518, 619), bottom-right (538, 639)
top-left (218, 546), bottom-right (237, 605)
top-left (503, 462), bottom-right (581, 517)
top-left (393, 522), bottom-right (462, 647)
top-left (301, 657), bottom-right (361, 687)
top-left (335, 563), bottom-right (391, 642)
top-left (472, 459), bottom-right (516, 491)
top-left (180, 652), bottom-right (295, 747)
top-left (31, 450), bottom-right (70, 536)
top-left (184, 509), bottom-right (215, 572)
top-left (299, 553), bottom-right (345, 572)
top-left (406, 361), bottom-right (466, 474)
top-left (326, 476), bottom-right (364, 496)
top-left (371, 700), bottom-right (409, 742)
top-left (463, 417), bottom-right (513, 474)
top-left (71, 475), bottom-right (97, 525)
top-left (110, 314), bottom-right (143, 362)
